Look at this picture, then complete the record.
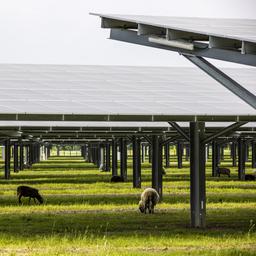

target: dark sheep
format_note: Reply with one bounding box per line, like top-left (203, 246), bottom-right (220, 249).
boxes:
top-left (217, 167), bottom-right (231, 177)
top-left (17, 186), bottom-right (44, 205)
top-left (139, 188), bottom-right (160, 214)
top-left (245, 174), bottom-right (255, 181)
top-left (110, 175), bottom-right (124, 182)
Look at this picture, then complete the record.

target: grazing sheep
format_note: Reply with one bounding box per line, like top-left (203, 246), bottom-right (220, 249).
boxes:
top-left (217, 167), bottom-right (231, 177)
top-left (245, 174), bottom-right (255, 181)
top-left (99, 163), bottom-right (106, 172)
top-left (110, 175), bottom-right (124, 182)
top-left (139, 188), bottom-right (160, 214)
top-left (17, 186), bottom-right (43, 205)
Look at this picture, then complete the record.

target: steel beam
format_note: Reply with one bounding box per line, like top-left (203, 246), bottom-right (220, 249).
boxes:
top-left (168, 122), bottom-right (190, 141)
top-left (152, 135), bottom-right (163, 198)
top-left (109, 29), bottom-right (256, 67)
top-left (161, 135), bottom-right (180, 146)
top-left (190, 122), bottom-right (206, 228)
top-left (132, 136), bottom-right (141, 188)
top-left (183, 55), bottom-right (256, 110)
top-left (203, 122), bottom-right (248, 144)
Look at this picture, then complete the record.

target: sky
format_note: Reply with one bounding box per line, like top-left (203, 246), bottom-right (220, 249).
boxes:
top-left (0, 0), bottom-right (255, 67)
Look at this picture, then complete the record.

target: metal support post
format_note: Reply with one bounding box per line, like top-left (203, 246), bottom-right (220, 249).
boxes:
top-left (217, 144), bottom-right (221, 165)
top-left (19, 141), bottom-right (24, 170)
top-left (185, 144), bottom-right (190, 161)
top-left (132, 136), bottom-right (141, 188)
top-left (220, 146), bottom-right (225, 160)
top-left (207, 144), bottom-right (210, 160)
top-left (190, 122), bottom-right (206, 228)
top-left (120, 138), bottom-right (127, 181)
top-left (231, 142), bottom-right (237, 167)
top-left (4, 140), bottom-right (11, 179)
top-left (148, 145), bottom-right (152, 163)
top-left (238, 138), bottom-right (245, 180)
top-left (112, 140), bottom-right (118, 176)
top-left (245, 143), bottom-right (249, 162)
top-left (141, 144), bottom-right (144, 163)
top-left (165, 143), bottom-right (170, 168)
top-left (105, 142), bottom-right (111, 172)
top-left (252, 141), bottom-right (256, 168)
top-left (177, 141), bottom-right (183, 169)
top-left (152, 135), bottom-right (163, 198)
top-left (212, 141), bottom-right (218, 177)
top-left (13, 143), bottom-right (19, 173)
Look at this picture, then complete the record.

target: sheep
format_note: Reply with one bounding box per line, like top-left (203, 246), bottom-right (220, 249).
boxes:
top-left (138, 188), bottom-right (160, 214)
top-left (17, 185), bottom-right (44, 205)
top-left (110, 175), bottom-right (124, 182)
top-left (245, 174), bottom-right (255, 181)
top-left (217, 167), bottom-right (230, 177)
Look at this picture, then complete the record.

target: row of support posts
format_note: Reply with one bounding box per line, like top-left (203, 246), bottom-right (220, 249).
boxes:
top-left (2, 141), bottom-right (49, 179)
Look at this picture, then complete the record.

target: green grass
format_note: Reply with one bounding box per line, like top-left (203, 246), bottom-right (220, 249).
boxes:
top-left (0, 156), bottom-right (256, 255)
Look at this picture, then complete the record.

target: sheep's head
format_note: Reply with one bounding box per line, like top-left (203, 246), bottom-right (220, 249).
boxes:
top-left (36, 194), bottom-right (44, 204)
top-left (138, 200), bottom-right (145, 213)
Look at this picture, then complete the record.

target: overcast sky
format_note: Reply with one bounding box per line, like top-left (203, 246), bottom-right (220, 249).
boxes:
top-left (0, 0), bottom-right (255, 67)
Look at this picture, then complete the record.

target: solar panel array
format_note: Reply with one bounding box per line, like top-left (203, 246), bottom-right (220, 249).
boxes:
top-left (0, 64), bottom-right (255, 118)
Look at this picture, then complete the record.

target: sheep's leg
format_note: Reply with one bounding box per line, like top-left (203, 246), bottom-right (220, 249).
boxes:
top-left (29, 197), bottom-right (31, 204)
top-left (18, 195), bottom-right (22, 204)
top-left (33, 198), bottom-right (36, 204)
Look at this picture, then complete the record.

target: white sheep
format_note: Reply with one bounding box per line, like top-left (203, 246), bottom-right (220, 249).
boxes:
top-left (138, 188), bottom-right (160, 214)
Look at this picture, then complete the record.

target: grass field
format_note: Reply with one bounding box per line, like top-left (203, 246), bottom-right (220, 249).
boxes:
top-left (0, 156), bottom-right (256, 255)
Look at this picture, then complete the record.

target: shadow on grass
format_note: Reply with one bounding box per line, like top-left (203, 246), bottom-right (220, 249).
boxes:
top-left (0, 207), bottom-right (254, 239)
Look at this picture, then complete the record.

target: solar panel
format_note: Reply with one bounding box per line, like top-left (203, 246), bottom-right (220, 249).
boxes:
top-left (93, 14), bottom-right (256, 43)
